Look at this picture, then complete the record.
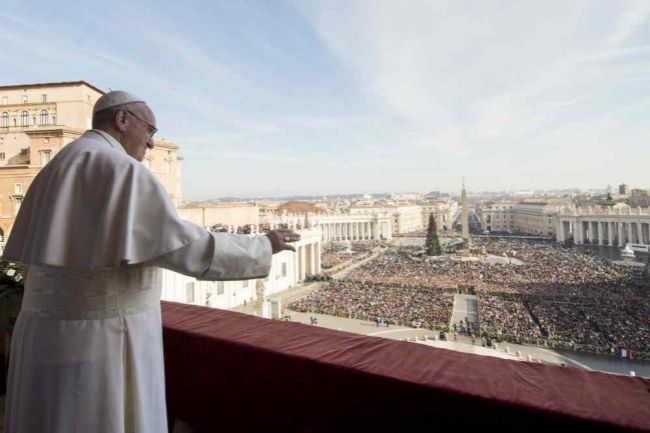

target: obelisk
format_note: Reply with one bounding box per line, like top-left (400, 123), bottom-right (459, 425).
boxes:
top-left (461, 179), bottom-right (469, 240)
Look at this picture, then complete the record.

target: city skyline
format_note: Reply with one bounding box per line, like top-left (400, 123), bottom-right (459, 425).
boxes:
top-left (2, 1), bottom-right (649, 199)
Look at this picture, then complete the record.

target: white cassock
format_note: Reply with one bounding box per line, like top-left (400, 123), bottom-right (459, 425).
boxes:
top-left (2, 130), bottom-right (272, 433)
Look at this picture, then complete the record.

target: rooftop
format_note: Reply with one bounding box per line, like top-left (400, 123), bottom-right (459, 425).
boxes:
top-left (0, 80), bottom-right (104, 95)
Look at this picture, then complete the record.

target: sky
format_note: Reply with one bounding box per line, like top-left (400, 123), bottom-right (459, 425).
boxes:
top-left (1, 0), bottom-right (649, 199)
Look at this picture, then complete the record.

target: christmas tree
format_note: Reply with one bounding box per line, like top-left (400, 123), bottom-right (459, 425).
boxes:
top-left (426, 213), bottom-right (442, 256)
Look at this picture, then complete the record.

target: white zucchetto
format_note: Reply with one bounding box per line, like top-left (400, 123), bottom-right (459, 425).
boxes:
top-left (92, 90), bottom-right (145, 115)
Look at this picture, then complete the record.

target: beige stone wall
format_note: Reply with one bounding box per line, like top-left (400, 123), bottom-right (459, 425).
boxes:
top-left (145, 140), bottom-right (182, 207)
top-left (178, 207), bottom-right (205, 226)
top-left (394, 205), bottom-right (423, 233)
top-left (421, 200), bottom-right (458, 232)
top-left (479, 201), bottom-right (516, 232)
top-left (0, 165), bottom-right (36, 238)
top-left (513, 203), bottom-right (560, 236)
top-left (178, 204), bottom-right (259, 228)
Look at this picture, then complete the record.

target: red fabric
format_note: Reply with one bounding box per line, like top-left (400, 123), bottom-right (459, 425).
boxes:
top-left (162, 301), bottom-right (650, 433)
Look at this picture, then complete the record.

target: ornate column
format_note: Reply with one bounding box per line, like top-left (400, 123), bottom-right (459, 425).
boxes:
top-left (618, 222), bottom-right (625, 247)
top-left (300, 245), bottom-right (306, 281)
top-left (310, 243), bottom-right (317, 275)
top-left (294, 246), bottom-right (301, 282)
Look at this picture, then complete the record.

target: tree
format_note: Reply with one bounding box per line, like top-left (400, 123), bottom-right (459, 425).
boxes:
top-left (425, 213), bottom-right (442, 256)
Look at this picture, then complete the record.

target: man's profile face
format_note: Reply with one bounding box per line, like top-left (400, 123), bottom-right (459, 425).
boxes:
top-left (120, 104), bottom-right (157, 162)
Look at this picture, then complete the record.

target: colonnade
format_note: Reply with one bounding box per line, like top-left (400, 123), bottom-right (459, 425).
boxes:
top-left (293, 241), bottom-right (321, 280)
top-left (558, 218), bottom-right (650, 247)
top-left (320, 220), bottom-right (391, 242)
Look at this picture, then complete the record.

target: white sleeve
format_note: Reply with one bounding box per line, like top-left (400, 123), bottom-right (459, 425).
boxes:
top-left (149, 231), bottom-right (272, 281)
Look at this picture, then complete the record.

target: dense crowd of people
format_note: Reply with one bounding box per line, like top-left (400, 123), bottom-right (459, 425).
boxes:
top-left (321, 241), bottom-right (381, 272)
top-left (302, 238), bottom-right (650, 359)
top-left (289, 279), bottom-right (454, 329)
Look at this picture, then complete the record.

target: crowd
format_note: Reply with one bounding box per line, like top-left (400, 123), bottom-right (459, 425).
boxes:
top-left (338, 239), bottom-right (650, 358)
top-left (321, 241), bottom-right (381, 271)
top-left (289, 279), bottom-right (454, 330)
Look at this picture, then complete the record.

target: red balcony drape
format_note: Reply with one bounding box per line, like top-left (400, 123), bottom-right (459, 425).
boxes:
top-left (162, 301), bottom-right (650, 433)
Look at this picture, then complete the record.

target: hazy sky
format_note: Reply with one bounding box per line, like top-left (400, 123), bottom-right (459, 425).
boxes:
top-left (1, 1), bottom-right (649, 199)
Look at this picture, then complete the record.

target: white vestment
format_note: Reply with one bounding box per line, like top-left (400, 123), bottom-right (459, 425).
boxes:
top-left (2, 130), bottom-right (272, 433)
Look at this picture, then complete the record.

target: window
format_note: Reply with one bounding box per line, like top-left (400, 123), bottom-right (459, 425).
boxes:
top-left (1, 96), bottom-right (7, 105)
top-left (0, 153), bottom-right (5, 160)
top-left (1, 112), bottom-right (8, 127)
top-left (40, 109), bottom-right (48, 126)
top-left (186, 282), bottom-right (195, 303)
top-left (281, 262), bottom-right (287, 277)
top-left (22, 95), bottom-right (27, 104)
top-left (242, 280), bottom-right (249, 288)
top-left (14, 197), bottom-right (22, 215)
top-left (217, 281), bottom-right (224, 295)
top-left (43, 137), bottom-right (49, 144)
top-left (41, 150), bottom-right (51, 165)
top-left (41, 94), bottom-right (47, 103)
top-left (21, 111), bottom-right (28, 126)
top-left (14, 184), bottom-right (22, 194)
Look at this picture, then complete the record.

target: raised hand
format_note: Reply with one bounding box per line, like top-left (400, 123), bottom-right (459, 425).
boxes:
top-left (265, 229), bottom-right (301, 254)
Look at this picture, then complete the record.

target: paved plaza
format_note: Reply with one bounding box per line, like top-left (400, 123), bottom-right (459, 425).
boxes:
top-left (450, 294), bottom-right (479, 327)
top-left (283, 309), bottom-right (650, 377)
top-left (232, 280), bottom-right (650, 378)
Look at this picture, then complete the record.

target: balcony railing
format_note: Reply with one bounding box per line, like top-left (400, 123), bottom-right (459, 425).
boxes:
top-left (161, 301), bottom-right (650, 433)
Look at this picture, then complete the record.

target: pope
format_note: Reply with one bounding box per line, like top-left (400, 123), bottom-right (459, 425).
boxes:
top-left (2, 91), bottom-right (300, 433)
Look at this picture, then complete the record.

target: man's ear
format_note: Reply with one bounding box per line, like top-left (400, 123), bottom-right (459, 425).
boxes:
top-left (114, 109), bottom-right (129, 133)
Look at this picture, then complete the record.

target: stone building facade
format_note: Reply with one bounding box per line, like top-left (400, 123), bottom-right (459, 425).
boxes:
top-left (478, 200), bottom-right (563, 237)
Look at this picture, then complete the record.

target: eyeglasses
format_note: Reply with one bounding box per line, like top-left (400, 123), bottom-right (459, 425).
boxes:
top-left (125, 109), bottom-right (158, 138)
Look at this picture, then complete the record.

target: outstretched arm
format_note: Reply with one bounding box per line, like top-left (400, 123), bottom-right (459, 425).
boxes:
top-left (148, 229), bottom-right (300, 281)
